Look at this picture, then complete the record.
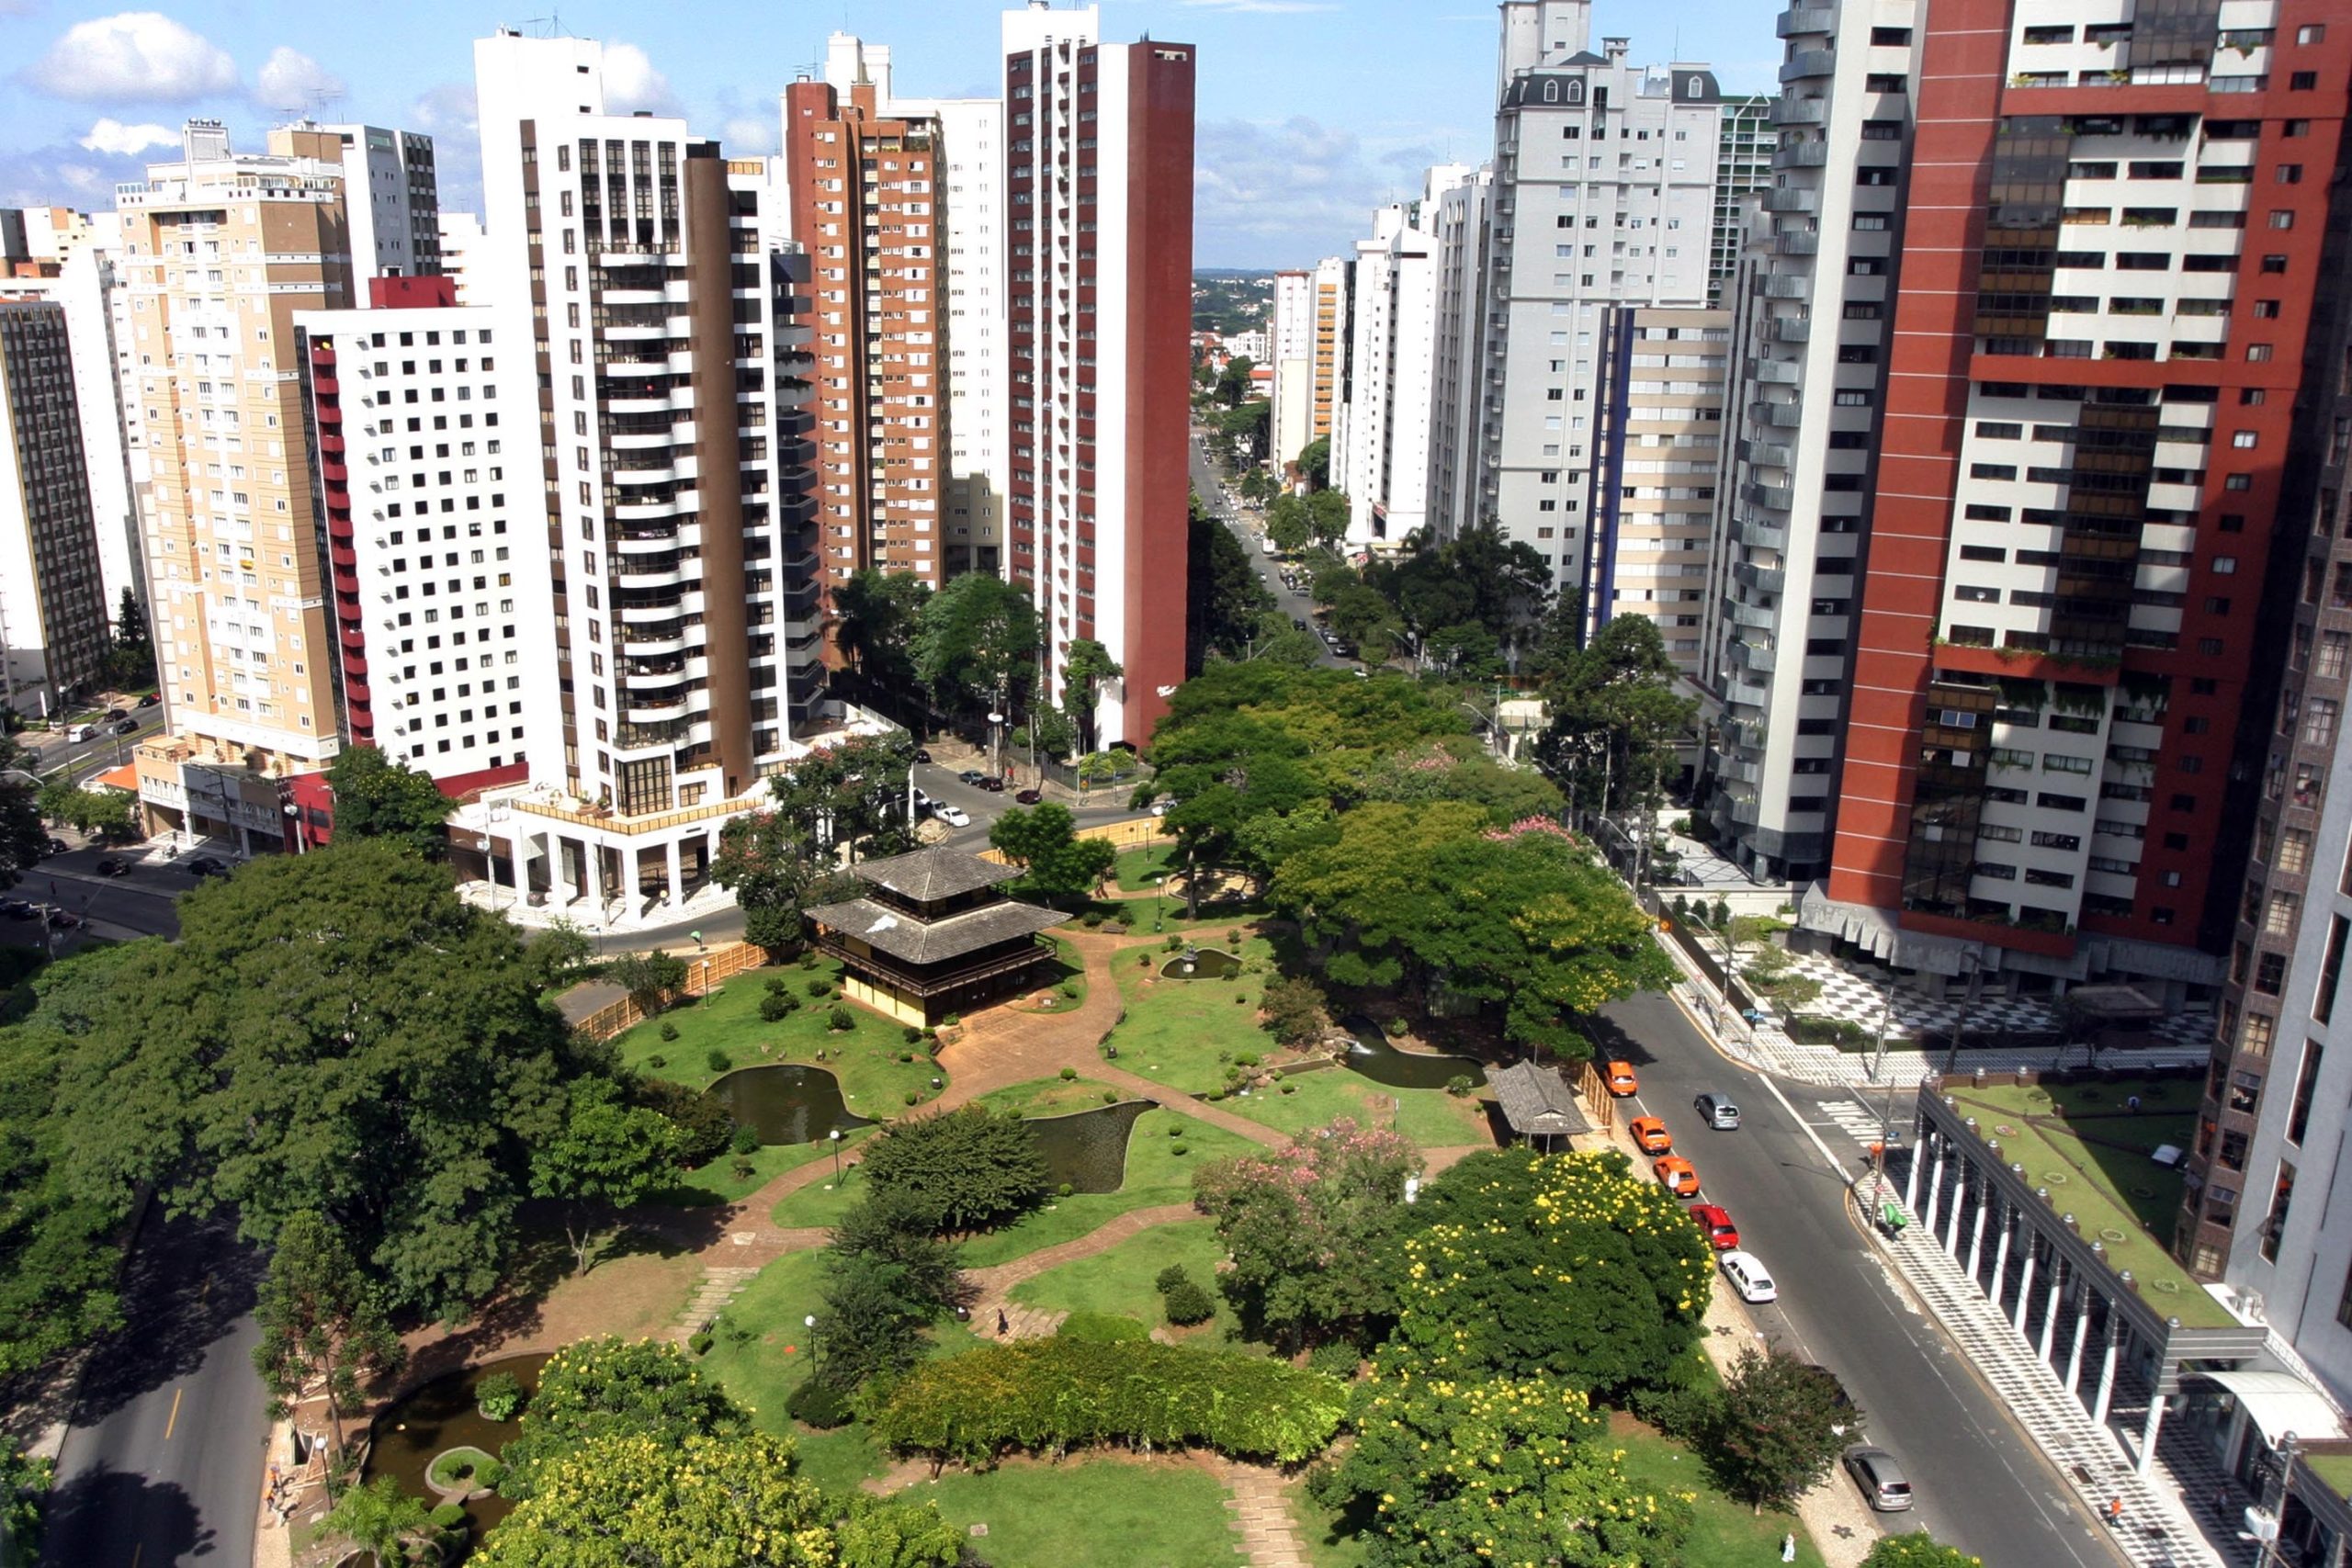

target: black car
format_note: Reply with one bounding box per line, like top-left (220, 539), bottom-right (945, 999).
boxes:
top-left (109, 716), bottom-right (138, 735)
top-left (913, 748), bottom-right (932, 763)
top-left (1292, 617), bottom-right (1308, 631)
top-left (185, 855), bottom-right (227, 877)
top-left (974, 775), bottom-right (1006, 794)
top-left (43, 837), bottom-right (68, 857)
top-left (1014, 788), bottom-right (1042, 805)
top-left (0, 899), bottom-right (33, 920)
top-left (94, 856), bottom-right (130, 876)
top-left (136, 693), bottom-right (159, 707)
top-left (46, 908), bottom-right (83, 930)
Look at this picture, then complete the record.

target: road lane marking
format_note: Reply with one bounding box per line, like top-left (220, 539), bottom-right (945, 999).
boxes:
top-left (164, 1384), bottom-right (183, 1440)
top-left (1755, 1073), bottom-right (1846, 1176)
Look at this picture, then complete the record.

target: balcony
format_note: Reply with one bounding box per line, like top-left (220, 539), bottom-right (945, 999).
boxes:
top-left (1763, 274), bottom-right (1811, 300)
top-left (1776, 7), bottom-right (1835, 37)
top-left (1772, 316), bottom-right (1812, 344)
top-left (1748, 400), bottom-right (1803, 429)
top-left (616, 556), bottom-right (688, 589)
top-left (1722, 599), bottom-right (1780, 633)
top-left (1775, 231), bottom-right (1820, 256)
top-left (1773, 142), bottom-right (1830, 169)
top-left (1770, 96), bottom-right (1826, 126)
top-left (1761, 187), bottom-right (1819, 215)
top-left (616, 626), bottom-right (688, 656)
top-left (1736, 516), bottom-right (1789, 551)
top-left (1781, 51), bottom-right (1837, 83)
top-left (1751, 357), bottom-right (1803, 386)
top-left (625, 696), bottom-right (692, 725)
top-left (1733, 561), bottom-right (1787, 595)
top-left (1739, 435), bottom-right (1793, 468)
top-left (617, 596), bottom-right (686, 624)
top-left (1742, 480), bottom-right (1796, 513)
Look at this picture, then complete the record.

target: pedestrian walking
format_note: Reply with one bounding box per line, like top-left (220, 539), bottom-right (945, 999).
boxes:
top-left (2108, 1495), bottom-right (2125, 1527)
top-left (996, 1307), bottom-right (1009, 1336)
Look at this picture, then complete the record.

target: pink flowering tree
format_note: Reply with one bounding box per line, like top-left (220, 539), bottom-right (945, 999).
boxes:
top-left (1193, 1119), bottom-right (1423, 1350)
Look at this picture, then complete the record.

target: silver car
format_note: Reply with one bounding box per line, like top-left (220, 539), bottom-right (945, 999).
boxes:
top-left (1844, 1446), bottom-right (1913, 1512)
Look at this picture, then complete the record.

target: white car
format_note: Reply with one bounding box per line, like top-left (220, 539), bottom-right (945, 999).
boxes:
top-left (1149, 798), bottom-right (1177, 818)
top-left (936, 805), bottom-right (971, 829)
top-left (1719, 1249), bottom-right (1777, 1303)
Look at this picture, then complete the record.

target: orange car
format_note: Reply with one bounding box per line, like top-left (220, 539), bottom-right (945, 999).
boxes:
top-left (1653, 1156), bottom-right (1701, 1197)
top-left (1606, 1060), bottom-right (1640, 1097)
top-left (1629, 1116), bottom-right (1673, 1155)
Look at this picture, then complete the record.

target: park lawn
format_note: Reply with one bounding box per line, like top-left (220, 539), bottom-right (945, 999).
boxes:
top-left (1606, 1413), bottom-right (1830, 1568)
top-left (959, 1108), bottom-right (1260, 1269)
top-left (1102, 934), bottom-right (1287, 1095)
top-left (650, 1128), bottom-right (874, 1207)
top-left (976, 1075), bottom-right (1136, 1117)
top-left (1001, 935), bottom-right (1088, 1013)
top-left (1114, 842), bottom-right (1177, 890)
top-left (914, 1454), bottom-right (1238, 1568)
top-left (1008, 1216), bottom-right (1227, 1324)
top-left (610, 961), bottom-right (944, 1118)
top-left (1219, 1066), bottom-right (1489, 1152)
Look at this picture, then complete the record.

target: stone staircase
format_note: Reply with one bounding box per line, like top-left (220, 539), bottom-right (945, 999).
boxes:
top-left (670, 1265), bottom-right (762, 1343)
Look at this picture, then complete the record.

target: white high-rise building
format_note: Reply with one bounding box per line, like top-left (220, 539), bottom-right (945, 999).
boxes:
top-left (316, 124), bottom-right (443, 280)
top-left (437, 212), bottom-right (485, 303)
top-left (1267, 267), bottom-right (1317, 474)
top-left (1424, 165), bottom-right (1493, 542)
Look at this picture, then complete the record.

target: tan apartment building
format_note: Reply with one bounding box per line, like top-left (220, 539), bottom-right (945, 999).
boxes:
top-left (118, 120), bottom-right (356, 852)
top-left (782, 75), bottom-right (948, 604)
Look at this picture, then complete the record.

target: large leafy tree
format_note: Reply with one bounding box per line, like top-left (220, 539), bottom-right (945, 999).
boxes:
top-left (472, 1430), bottom-right (963, 1568)
top-left (711, 809), bottom-right (821, 953)
top-left (251, 1211), bottom-right (405, 1467)
top-left (831, 568), bottom-right (932, 695)
top-left (324, 744), bottom-right (454, 860)
top-left (1328, 583), bottom-right (1396, 658)
top-left (988, 802), bottom-right (1114, 908)
top-left (1335, 1374), bottom-right (1692, 1568)
top-left (1264, 492), bottom-right (1314, 556)
top-left (1297, 434), bottom-right (1331, 490)
top-left (1385, 1149), bottom-right (1712, 1399)
top-left (765, 732), bottom-right (919, 862)
top-left (530, 1077), bottom-right (684, 1275)
top-left (58, 840), bottom-right (576, 1320)
top-left (1862, 1533), bottom-right (1984, 1568)
top-left (0, 735), bottom-right (46, 892)
top-left (911, 572), bottom-right (1038, 725)
top-left (1059, 637), bottom-right (1125, 758)
top-left (1539, 613), bottom-right (1697, 845)
top-left (497, 1337), bottom-right (748, 1498)
top-left (319, 1477), bottom-right (432, 1567)
top-left (854, 1104), bottom-right (1047, 1234)
top-left (1193, 1119), bottom-right (1419, 1349)
top-left (1185, 495), bottom-right (1273, 672)
top-left (1703, 1347), bottom-right (1862, 1511)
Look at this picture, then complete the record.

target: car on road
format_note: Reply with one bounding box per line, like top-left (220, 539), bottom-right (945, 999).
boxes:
top-left (43, 836), bottom-right (68, 857)
top-left (103, 707), bottom-right (129, 722)
top-left (46, 908), bottom-right (83, 929)
top-left (109, 716), bottom-right (139, 735)
top-left (136, 692), bottom-right (160, 707)
top-left (957, 769), bottom-right (987, 785)
top-left (1843, 1447), bottom-right (1913, 1512)
top-left (1329, 641), bottom-right (1358, 659)
top-left (0, 899), bottom-right (33, 919)
top-left (1690, 1202), bottom-right (1740, 1250)
top-left (1014, 788), bottom-right (1042, 805)
top-left (936, 805), bottom-right (971, 829)
top-left (913, 748), bottom-right (932, 763)
top-left (1694, 1092), bottom-right (1741, 1129)
top-left (94, 856), bottom-right (130, 876)
top-left (1149, 798), bottom-right (1178, 818)
top-left (66, 722), bottom-right (96, 742)
top-left (1628, 1116), bottom-right (1672, 1154)
top-left (1605, 1060), bottom-right (1640, 1097)
top-left (1652, 1156), bottom-right (1700, 1197)
top-left (974, 775), bottom-right (1006, 793)
top-left (185, 855), bottom-right (228, 877)
top-left (1719, 1249), bottom-right (1778, 1303)
top-left (1292, 617), bottom-right (1308, 631)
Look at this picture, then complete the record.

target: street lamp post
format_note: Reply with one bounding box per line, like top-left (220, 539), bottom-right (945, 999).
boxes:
top-left (828, 1128), bottom-right (843, 1183)
top-left (805, 1314), bottom-right (820, 1382)
top-left (478, 835), bottom-right (501, 912)
top-left (2256, 1432), bottom-right (2300, 1568)
top-left (1866, 971), bottom-right (1904, 1210)
top-left (283, 800), bottom-right (305, 855)
top-left (987, 707), bottom-right (1005, 781)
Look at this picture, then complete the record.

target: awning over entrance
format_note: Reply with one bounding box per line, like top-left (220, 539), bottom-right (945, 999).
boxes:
top-left (2195, 1368), bottom-right (2346, 1448)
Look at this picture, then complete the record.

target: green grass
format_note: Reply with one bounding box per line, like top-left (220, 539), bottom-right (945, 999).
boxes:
top-left (1944, 1078), bottom-right (2224, 1326)
top-left (1114, 842), bottom-right (1178, 890)
top-left (612, 961), bottom-right (944, 1119)
top-left (960, 1106), bottom-right (1260, 1270)
top-left (1009, 1217), bottom-right (1227, 1324)
top-left (1002, 935), bottom-right (1088, 1013)
top-left (914, 1455), bottom-right (1239, 1568)
top-left (1102, 933), bottom-right (1284, 1096)
top-left (649, 1133), bottom-right (874, 1207)
top-left (1218, 1067), bottom-right (1488, 1151)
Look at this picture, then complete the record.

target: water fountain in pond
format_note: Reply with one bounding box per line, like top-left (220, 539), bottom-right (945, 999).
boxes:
top-left (363, 1353), bottom-right (551, 1548)
top-left (1025, 1101), bottom-right (1155, 1192)
top-left (1335, 1012), bottom-right (1480, 1090)
top-left (1159, 946), bottom-right (1242, 979)
top-left (707, 1065), bottom-right (876, 1145)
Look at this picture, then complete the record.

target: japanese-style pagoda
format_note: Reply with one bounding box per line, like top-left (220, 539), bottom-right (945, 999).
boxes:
top-left (804, 845), bottom-right (1070, 1026)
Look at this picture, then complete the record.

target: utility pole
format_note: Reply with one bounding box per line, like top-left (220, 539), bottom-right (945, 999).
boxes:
top-left (1939, 952), bottom-right (1983, 1079)
top-left (1866, 971), bottom-right (1903, 1213)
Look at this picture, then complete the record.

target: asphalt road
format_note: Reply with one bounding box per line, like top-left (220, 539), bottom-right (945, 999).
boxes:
top-left (43, 1211), bottom-right (267, 1568)
top-left (1188, 434), bottom-right (1343, 667)
top-left (1593, 990), bottom-right (2128, 1568)
top-left (19, 709), bottom-right (167, 778)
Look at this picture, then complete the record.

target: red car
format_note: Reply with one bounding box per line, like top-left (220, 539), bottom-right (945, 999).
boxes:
top-left (1014, 788), bottom-right (1043, 805)
top-left (1690, 1202), bottom-right (1740, 1251)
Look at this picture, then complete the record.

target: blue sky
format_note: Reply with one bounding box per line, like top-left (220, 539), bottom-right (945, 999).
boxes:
top-left (0, 1), bottom-right (1779, 266)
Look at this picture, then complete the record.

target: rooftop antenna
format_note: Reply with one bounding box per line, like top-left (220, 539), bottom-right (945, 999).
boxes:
top-left (519, 13), bottom-right (567, 39)
top-left (306, 86), bottom-right (345, 119)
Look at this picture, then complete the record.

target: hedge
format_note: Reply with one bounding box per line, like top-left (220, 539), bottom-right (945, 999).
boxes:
top-left (867, 1337), bottom-right (1348, 1469)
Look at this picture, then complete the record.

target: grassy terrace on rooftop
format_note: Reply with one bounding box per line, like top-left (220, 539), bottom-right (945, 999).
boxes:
top-left (1940, 1077), bottom-right (2231, 1328)
top-left (2302, 1451), bottom-right (2352, 1507)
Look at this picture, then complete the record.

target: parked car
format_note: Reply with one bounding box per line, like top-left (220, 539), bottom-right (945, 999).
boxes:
top-left (1694, 1092), bottom-right (1742, 1130)
top-left (936, 805), bottom-right (971, 829)
top-left (0, 899), bottom-right (34, 919)
top-left (103, 707), bottom-right (128, 722)
top-left (912, 748), bottom-right (932, 763)
top-left (1843, 1447), bottom-right (1913, 1513)
top-left (136, 692), bottom-right (160, 707)
top-left (1690, 1202), bottom-right (1740, 1250)
top-left (1652, 1156), bottom-right (1700, 1198)
top-left (184, 855), bottom-right (227, 877)
top-left (957, 769), bottom-right (987, 786)
top-left (46, 908), bottom-right (83, 930)
top-left (1605, 1060), bottom-right (1640, 1097)
top-left (43, 837), bottom-right (68, 858)
top-left (1014, 788), bottom-right (1043, 805)
top-left (109, 716), bottom-right (139, 735)
top-left (1628, 1116), bottom-right (1672, 1155)
top-left (974, 775), bottom-right (1006, 793)
top-left (1719, 1249), bottom-right (1778, 1303)
top-left (1329, 641), bottom-right (1357, 660)
top-left (1149, 798), bottom-right (1178, 818)
top-left (1292, 617), bottom-right (1308, 631)
top-left (93, 856), bottom-right (130, 877)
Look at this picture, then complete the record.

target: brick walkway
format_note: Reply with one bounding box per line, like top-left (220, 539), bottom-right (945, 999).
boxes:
top-left (963, 1201), bottom-right (1201, 1341)
top-left (1209, 1455), bottom-right (1312, 1568)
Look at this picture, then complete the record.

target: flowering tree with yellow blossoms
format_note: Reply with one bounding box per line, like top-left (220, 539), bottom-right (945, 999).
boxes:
top-left (1330, 1373), bottom-right (1693, 1568)
top-left (1385, 1149), bottom-right (1713, 1399)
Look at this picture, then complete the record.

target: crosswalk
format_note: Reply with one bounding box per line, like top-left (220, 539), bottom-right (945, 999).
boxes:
top-left (1816, 1096), bottom-right (1908, 1152)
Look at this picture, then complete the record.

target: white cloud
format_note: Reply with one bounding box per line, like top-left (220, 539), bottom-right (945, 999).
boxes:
top-left (723, 116), bottom-right (778, 155)
top-left (1179, 0), bottom-right (1340, 11)
top-left (411, 82), bottom-right (481, 220)
top-left (0, 138), bottom-right (152, 208)
top-left (254, 46), bottom-right (344, 112)
top-left (412, 82), bottom-right (477, 137)
top-left (24, 11), bottom-right (237, 103)
top-left (1194, 115), bottom-right (1433, 265)
top-left (601, 42), bottom-right (676, 116)
top-left (78, 116), bottom-right (175, 155)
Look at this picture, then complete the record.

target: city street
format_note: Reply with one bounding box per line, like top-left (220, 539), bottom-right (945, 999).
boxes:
top-left (1188, 432), bottom-right (1341, 666)
top-left (42, 1211), bottom-right (267, 1568)
top-left (1593, 990), bottom-right (2129, 1568)
top-left (17, 708), bottom-right (166, 778)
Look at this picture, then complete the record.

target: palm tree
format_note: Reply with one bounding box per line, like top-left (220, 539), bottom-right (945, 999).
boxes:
top-left (322, 1476), bottom-right (431, 1565)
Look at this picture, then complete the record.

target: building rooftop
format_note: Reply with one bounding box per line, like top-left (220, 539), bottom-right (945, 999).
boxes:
top-left (806, 895), bottom-right (1067, 965)
top-left (855, 844), bottom-right (1023, 903)
top-left (1940, 1077), bottom-right (2233, 1329)
top-left (1485, 1060), bottom-right (1593, 1140)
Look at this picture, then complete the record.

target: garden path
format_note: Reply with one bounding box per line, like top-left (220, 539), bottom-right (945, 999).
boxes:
top-left (961, 1201), bottom-right (1200, 1342)
top-left (1208, 1455), bottom-right (1312, 1568)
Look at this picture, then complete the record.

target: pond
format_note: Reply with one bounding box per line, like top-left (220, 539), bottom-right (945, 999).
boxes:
top-left (709, 1064), bottom-right (876, 1146)
top-left (1159, 946), bottom-right (1242, 979)
top-left (1336, 1013), bottom-right (1480, 1091)
top-left (364, 1352), bottom-right (550, 1546)
top-left (1026, 1100), bottom-right (1155, 1192)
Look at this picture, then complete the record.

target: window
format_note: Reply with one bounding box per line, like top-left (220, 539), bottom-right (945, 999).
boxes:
top-left (2316, 915), bottom-right (2350, 1022)
top-left (2288, 1040), bottom-right (2324, 1144)
top-left (2241, 1011), bottom-right (2277, 1058)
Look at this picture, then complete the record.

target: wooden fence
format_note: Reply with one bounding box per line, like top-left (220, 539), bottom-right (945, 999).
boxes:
top-left (571, 939), bottom-right (770, 1043)
top-left (977, 818), bottom-right (1170, 866)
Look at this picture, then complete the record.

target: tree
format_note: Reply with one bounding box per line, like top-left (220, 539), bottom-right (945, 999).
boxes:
top-left (1264, 492), bottom-right (1313, 556)
top-left (1258, 975), bottom-right (1327, 1047)
top-left (911, 572), bottom-right (1038, 725)
top-left (251, 1211), bottom-right (405, 1468)
top-left (813, 1248), bottom-right (947, 1392)
top-left (1187, 502), bottom-right (1273, 674)
top-left (1861, 1533), bottom-right (1984, 1568)
top-left (1328, 582), bottom-right (1396, 656)
top-left (115, 586), bottom-right (149, 657)
top-left (471, 1430), bottom-right (964, 1568)
top-left (324, 744), bottom-right (454, 860)
top-left (530, 1078), bottom-right (684, 1275)
top-left (605, 951), bottom-right (688, 1017)
top-left (831, 569), bottom-right (931, 690)
top-left (1385, 1149), bottom-right (1712, 1399)
top-left (38, 787), bottom-right (133, 843)
top-left (1296, 434), bottom-right (1330, 490)
top-left (1, 1446), bottom-right (52, 1562)
top-left (1215, 355), bottom-right (1255, 407)
top-left (855, 1104), bottom-right (1047, 1234)
top-left (830, 1186), bottom-right (969, 1318)
top-left (1702, 1347), bottom-right (1860, 1511)
top-left (1305, 488), bottom-right (1351, 548)
top-left (989, 803), bottom-right (1114, 908)
top-left (1334, 1373), bottom-right (1691, 1568)
top-left (319, 1476), bottom-right (431, 1566)
top-left (58, 840), bottom-right (578, 1322)
top-left (1059, 637), bottom-right (1125, 758)
top-left (497, 1337), bottom-right (748, 1498)
top-left (1541, 614), bottom-right (1697, 852)
top-left (765, 732), bottom-right (919, 861)
top-left (1193, 1119), bottom-right (1419, 1348)
top-left (709, 810), bottom-right (821, 953)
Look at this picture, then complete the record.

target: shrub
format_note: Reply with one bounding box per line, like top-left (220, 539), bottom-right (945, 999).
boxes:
top-left (786, 1378), bottom-right (856, 1429)
top-left (1057, 1182), bottom-right (1073, 1198)
top-left (658, 1021), bottom-right (679, 1043)
top-left (1261, 976), bottom-right (1328, 1047)
top-left (807, 977), bottom-right (834, 998)
top-left (1154, 1264), bottom-right (1192, 1294)
top-left (1306, 1340), bottom-right (1361, 1378)
top-left (1164, 935), bottom-right (1184, 953)
top-left (428, 1503), bottom-right (466, 1529)
top-left (759, 991), bottom-right (798, 1022)
top-left (475, 1371), bottom-right (525, 1423)
top-left (857, 1103), bottom-right (1049, 1232)
top-left (729, 1125), bottom-right (761, 1156)
top-left (944, 1013), bottom-right (961, 1027)
top-left (1058, 982), bottom-right (1079, 1000)
top-left (729, 1157), bottom-right (755, 1179)
top-left (1445, 1074), bottom-right (1476, 1098)
top-left (703, 1047), bottom-right (731, 1075)
top-left (1861, 1533), bottom-right (1984, 1568)
top-left (870, 1337), bottom-right (1348, 1466)
top-left (827, 1004), bottom-right (854, 1032)
top-left (1081, 911), bottom-right (1103, 928)
top-left (686, 1329), bottom-right (714, 1356)
top-left (1058, 1066), bottom-right (1078, 1081)
top-left (1115, 905), bottom-right (1136, 926)
top-left (1139, 953), bottom-right (1152, 967)
top-left (633, 1078), bottom-right (732, 1167)
top-left (1385, 1018), bottom-right (1409, 1037)
top-left (1170, 1144), bottom-right (1188, 1156)
top-left (903, 1092), bottom-right (921, 1107)
top-left (902, 1025), bottom-right (923, 1043)
top-left (765, 976), bottom-right (789, 995)
top-left (1232, 1052), bottom-right (1260, 1068)
top-left (1227, 929), bottom-right (1242, 946)
top-left (1280, 1083), bottom-right (1296, 1094)
top-left (646, 1054), bottom-right (667, 1070)
top-left (799, 951), bottom-right (821, 969)
top-left (1057, 1312), bottom-right (1151, 1343)
top-left (1162, 1280), bottom-right (1216, 1325)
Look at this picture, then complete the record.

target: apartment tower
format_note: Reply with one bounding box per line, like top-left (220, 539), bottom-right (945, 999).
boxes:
top-left (1709, 96), bottom-right (1773, 306)
top-left (782, 72), bottom-right (949, 600)
top-left (1268, 268), bottom-right (1317, 476)
top-left (319, 124), bottom-right (443, 279)
top-left (1001, 2), bottom-right (1193, 744)
top-left (0, 300), bottom-right (110, 715)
